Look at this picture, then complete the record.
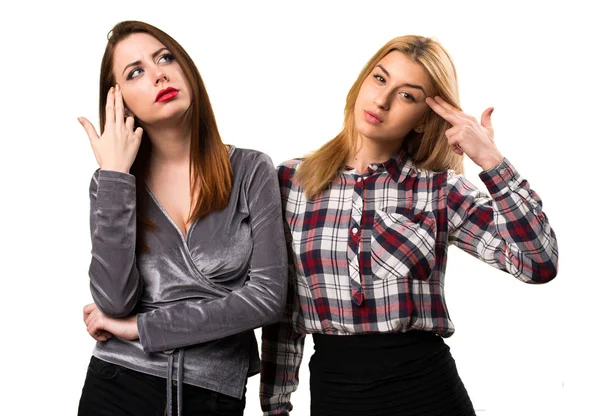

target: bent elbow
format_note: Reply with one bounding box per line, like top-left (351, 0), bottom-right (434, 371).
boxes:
top-left (90, 280), bottom-right (141, 318)
top-left (525, 259), bottom-right (558, 284)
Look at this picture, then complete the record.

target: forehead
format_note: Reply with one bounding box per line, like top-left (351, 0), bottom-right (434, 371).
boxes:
top-left (113, 33), bottom-right (166, 73)
top-left (376, 50), bottom-right (433, 92)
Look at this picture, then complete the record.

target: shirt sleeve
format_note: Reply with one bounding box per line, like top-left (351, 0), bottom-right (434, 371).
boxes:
top-left (259, 162), bottom-right (307, 415)
top-left (260, 311), bottom-right (306, 415)
top-left (88, 169), bottom-right (142, 317)
top-left (260, 239), bottom-right (306, 415)
top-left (136, 153), bottom-right (288, 352)
top-left (447, 158), bottom-right (558, 283)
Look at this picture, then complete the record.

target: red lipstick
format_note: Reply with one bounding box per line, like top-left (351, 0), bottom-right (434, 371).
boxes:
top-left (156, 87), bottom-right (179, 102)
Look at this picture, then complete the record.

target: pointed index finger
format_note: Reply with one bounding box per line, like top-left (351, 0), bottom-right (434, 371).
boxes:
top-left (426, 96), bottom-right (461, 125)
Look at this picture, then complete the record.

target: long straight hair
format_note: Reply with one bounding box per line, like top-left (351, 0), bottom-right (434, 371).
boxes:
top-left (296, 36), bottom-right (463, 199)
top-left (98, 21), bottom-right (233, 247)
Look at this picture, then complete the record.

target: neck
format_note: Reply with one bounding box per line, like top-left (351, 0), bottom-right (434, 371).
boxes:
top-left (144, 120), bottom-right (192, 167)
top-left (347, 134), bottom-right (403, 174)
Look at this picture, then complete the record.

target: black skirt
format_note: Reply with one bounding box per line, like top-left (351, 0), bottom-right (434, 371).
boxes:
top-left (309, 331), bottom-right (476, 416)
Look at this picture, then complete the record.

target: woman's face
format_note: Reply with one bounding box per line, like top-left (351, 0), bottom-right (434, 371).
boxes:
top-left (354, 50), bottom-right (433, 145)
top-left (111, 33), bottom-right (192, 126)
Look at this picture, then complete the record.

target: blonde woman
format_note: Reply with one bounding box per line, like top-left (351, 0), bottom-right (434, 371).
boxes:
top-left (260, 36), bottom-right (558, 416)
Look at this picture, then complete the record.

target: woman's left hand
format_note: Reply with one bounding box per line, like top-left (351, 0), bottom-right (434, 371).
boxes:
top-left (83, 303), bottom-right (139, 342)
top-left (426, 96), bottom-right (504, 170)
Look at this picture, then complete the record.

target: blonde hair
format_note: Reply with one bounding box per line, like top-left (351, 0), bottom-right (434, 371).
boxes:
top-left (296, 35), bottom-right (463, 199)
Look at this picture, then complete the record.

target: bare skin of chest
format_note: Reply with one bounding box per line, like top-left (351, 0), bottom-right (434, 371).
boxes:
top-left (147, 166), bottom-right (193, 238)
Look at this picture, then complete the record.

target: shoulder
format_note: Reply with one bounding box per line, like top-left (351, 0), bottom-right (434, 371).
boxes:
top-left (229, 146), bottom-right (275, 168)
top-left (276, 158), bottom-right (303, 175)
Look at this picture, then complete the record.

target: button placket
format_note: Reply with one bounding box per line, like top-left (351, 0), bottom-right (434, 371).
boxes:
top-left (348, 174), bottom-right (364, 304)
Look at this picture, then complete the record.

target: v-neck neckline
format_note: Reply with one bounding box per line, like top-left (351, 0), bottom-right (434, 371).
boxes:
top-left (143, 144), bottom-right (236, 243)
top-left (145, 185), bottom-right (197, 243)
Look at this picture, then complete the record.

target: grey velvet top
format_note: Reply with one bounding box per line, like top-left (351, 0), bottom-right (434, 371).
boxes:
top-left (88, 146), bottom-right (287, 399)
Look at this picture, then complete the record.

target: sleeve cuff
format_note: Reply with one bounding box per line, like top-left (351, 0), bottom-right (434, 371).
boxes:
top-left (478, 158), bottom-right (522, 198)
top-left (98, 169), bottom-right (136, 185)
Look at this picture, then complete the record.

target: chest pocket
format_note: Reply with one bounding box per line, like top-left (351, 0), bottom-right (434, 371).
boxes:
top-left (370, 209), bottom-right (437, 281)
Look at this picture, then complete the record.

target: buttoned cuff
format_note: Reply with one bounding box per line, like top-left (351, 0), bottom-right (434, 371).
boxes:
top-left (478, 158), bottom-right (522, 199)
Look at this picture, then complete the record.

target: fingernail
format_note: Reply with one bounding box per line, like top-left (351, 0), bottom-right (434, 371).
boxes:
top-left (116, 84), bottom-right (120, 92)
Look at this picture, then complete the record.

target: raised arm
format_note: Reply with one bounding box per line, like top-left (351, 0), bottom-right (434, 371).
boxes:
top-left (426, 95), bottom-right (558, 282)
top-left (81, 84), bottom-right (144, 317)
top-left (447, 162), bottom-right (558, 282)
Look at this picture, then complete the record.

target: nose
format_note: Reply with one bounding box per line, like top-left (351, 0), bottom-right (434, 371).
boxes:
top-left (374, 91), bottom-right (391, 110)
top-left (155, 71), bottom-right (169, 85)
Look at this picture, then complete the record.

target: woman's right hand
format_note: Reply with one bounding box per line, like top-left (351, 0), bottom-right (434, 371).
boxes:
top-left (78, 84), bottom-right (143, 173)
top-left (83, 303), bottom-right (139, 342)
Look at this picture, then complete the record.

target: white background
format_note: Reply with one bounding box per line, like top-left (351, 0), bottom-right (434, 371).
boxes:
top-left (1, 1), bottom-right (597, 415)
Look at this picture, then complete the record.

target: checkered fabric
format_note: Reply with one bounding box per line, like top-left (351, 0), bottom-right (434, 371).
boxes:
top-left (260, 151), bottom-right (558, 415)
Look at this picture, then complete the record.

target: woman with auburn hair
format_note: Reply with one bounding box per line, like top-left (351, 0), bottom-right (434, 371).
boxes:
top-left (260, 35), bottom-right (558, 416)
top-left (77, 20), bottom-right (287, 416)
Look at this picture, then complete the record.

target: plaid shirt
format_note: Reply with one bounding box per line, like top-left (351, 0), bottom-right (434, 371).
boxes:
top-left (260, 151), bottom-right (558, 415)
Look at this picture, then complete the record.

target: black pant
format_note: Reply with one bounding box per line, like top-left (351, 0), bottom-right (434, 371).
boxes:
top-left (78, 356), bottom-right (246, 416)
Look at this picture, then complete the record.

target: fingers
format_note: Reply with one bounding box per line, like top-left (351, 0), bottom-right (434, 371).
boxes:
top-left (125, 116), bottom-right (144, 144)
top-left (77, 117), bottom-right (99, 142)
top-left (125, 115), bottom-right (135, 132)
top-left (444, 125), bottom-right (466, 155)
top-left (426, 96), bottom-right (461, 125)
top-left (83, 303), bottom-right (97, 314)
top-left (134, 127), bottom-right (144, 141)
top-left (94, 330), bottom-right (113, 342)
top-left (104, 87), bottom-right (115, 127)
top-left (114, 84), bottom-right (124, 128)
top-left (427, 96), bottom-right (479, 126)
top-left (90, 333), bottom-right (110, 342)
top-left (83, 303), bottom-right (96, 321)
top-left (480, 107), bottom-right (494, 129)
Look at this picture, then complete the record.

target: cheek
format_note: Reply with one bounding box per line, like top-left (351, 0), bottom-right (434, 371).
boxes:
top-left (121, 89), bottom-right (142, 114)
top-left (356, 84), bottom-right (373, 105)
top-left (388, 107), bottom-right (423, 132)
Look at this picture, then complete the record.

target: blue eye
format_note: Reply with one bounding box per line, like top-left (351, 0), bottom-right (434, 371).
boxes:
top-left (158, 53), bottom-right (175, 64)
top-left (127, 68), bottom-right (143, 80)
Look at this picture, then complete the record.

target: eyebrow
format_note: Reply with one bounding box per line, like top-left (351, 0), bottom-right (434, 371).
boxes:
top-left (376, 64), bottom-right (427, 95)
top-left (121, 47), bottom-right (169, 76)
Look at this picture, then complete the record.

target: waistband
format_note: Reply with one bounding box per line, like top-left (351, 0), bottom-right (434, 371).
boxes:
top-left (311, 330), bottom-right (444, 368)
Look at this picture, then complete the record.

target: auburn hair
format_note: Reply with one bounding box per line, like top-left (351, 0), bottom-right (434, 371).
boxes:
top-left (98, 21), bottom-right (233, 248)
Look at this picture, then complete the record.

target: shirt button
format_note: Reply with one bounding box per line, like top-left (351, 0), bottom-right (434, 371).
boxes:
top-left (351, 227), bottom-right (358, 234)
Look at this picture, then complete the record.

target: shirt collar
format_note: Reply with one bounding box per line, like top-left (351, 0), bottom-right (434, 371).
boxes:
top-left (343, 149), bottom-right (413, 183)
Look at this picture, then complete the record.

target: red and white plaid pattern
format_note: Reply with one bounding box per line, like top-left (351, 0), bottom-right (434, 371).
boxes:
top-left (260, 151), bottom-right (558, 415)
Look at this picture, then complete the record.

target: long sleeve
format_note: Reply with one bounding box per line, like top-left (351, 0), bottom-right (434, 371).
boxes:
top-left (260, 214), bottom-right (306, 415)
top-left (88, 169), bottom-right (142, 317)
top-left (447, 158), bottom-right (558, 283)
top-left (136, 154), bottom-right (288, 352)
top-left (260, 316), bottom-right (306, 415)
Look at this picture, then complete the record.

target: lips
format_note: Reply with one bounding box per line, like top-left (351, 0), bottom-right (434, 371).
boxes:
top-left (364, 110), bottom-right (383, 124)
top-left (156, 87), bottom-right (179, 102)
